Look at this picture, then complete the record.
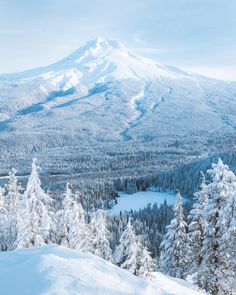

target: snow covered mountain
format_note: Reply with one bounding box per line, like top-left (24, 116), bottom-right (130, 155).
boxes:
top-left (0, 37), bottom-right (236, 175)
top-left (0, 244), bottom-right (206, 295)
top-left (0, 37), bottom-right (179, 82)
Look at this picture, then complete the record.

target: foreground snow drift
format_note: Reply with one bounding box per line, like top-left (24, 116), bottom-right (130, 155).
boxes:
top-left (0, 245), bottom-right (205, 295)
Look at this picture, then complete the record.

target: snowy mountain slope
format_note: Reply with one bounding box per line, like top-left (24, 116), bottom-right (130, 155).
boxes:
top-left (0, 37), bottom-right (236, 138)
top-left (0, 37), bottom-right (236, 176)
top-left (0, 37), bottom-right (180, 82)
top-left (0, 245), bottom-right (206, 295)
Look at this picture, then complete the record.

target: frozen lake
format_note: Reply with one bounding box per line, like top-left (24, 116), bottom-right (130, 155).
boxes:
top-left (110, 190), bottom-right (186, 214)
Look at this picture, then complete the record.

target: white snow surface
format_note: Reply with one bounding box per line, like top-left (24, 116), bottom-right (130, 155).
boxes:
top-left (0, 244), bottom-right (205, 295)
top-left (110, 190), bottom-right (186, 214)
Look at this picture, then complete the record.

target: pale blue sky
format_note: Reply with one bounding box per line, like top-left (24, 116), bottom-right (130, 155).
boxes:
top-left (0, 0), bottom-right (236, 80)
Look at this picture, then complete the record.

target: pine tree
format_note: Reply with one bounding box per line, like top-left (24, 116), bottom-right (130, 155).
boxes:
top-left (221, 190), bottom-right (236, 293)
top-left (68, 202), bottom-right (93, 253)
top-left (159, 191), bottom-right (189, 279)
top-left (137, 236), bottom-right (156, 277)
top-left (114, 218), bottom-right (151, 276)
top-left (16, 158), bottom-right (54, 248)
top-left (24, 158), bottom-right (52, 206)
top-left (199, 159), bottom-right (236, 295)
top-left (5, 168), bottom-right (22, 250)
top-left (114, 218), bottom-right (136, 272)
top-left (56, 183), bottom-right (74, 246)
top-left (56, 183), bottom-right (94, 252)
top-left (90, 209), bottom-right (113, 261)
top-left (0, 187), bottom-right (8, 251)
top-left (188, 172), bottom-right (208, 279)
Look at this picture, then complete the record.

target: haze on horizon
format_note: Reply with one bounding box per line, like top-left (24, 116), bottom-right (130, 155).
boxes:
top-left (0, 0), bottom-right (236, 81)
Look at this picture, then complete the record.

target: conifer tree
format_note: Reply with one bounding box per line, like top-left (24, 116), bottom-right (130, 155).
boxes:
top-left (137, 236), bottom-right (156, 277)
top-left (221, 191), bottom-right (236, 293)
top-left (199, 159), bottom-right (236, 294)
top-left (114, 218), bottom-right (155, 276)
top-left (56, 183), bottom-right (93, 252)
top-left (24, 158), bottom-right (52, 206)
top-left (16, 158), bottom-right (54, 248)
top-left (56, 183), bottom-right (74, 246)
top-left (114, 218), bottom-right (138, 273)
top-left (159, 192), bottom-right (189, 279)
top-left (188, 172), bottom-right (208, 279)
top-left (5, 168), bottom-right (22, 250)
top-left (68, 202), bottom-right (93, 253)
top-left (90, 209), bottom-right (113, 261)
top-left (0, 187), bottom-right (7, 251)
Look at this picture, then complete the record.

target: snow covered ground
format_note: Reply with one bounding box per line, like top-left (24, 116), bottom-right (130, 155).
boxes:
top-left (0, 245), bottom-right (205, 295)
top-left (110, 190), bottom-right (187, 214)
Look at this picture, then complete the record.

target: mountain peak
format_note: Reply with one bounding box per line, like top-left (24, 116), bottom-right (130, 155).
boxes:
top-left (0, 37), bottom-right (180, 83)
top-left (90, 37), bottom-right (124, 50)
top-left (67, 37), bottom-right (126, 61)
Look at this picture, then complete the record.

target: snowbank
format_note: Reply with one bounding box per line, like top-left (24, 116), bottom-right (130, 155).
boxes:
top-left (0, 245), bottom-right (205, 295)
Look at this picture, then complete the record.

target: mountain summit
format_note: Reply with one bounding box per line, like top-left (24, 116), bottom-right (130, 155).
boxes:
top-left (0, 38), bottom-right (236, 175)
top-left (1, 37), bottom-right (181, 86)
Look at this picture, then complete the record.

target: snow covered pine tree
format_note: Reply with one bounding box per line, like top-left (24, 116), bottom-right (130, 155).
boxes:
top-left (137, 235), bottom-right (156, 277)
top-left (90, 208), bottom-right (113, 262)
top-left (188, 172), bottom-right (208, 281)
top-left (0, 187), bottom-right (7, 251)
top-left (198, 159), bottom-right (236, 295)
top-left (56, 182), bottom-right (94, 252)
top-left (16, 158), bottom-right (54, 248)
top-left (5, 168), bottom-right (22, 250)
top-left (56, 182), bottom-right (75, 247)
top-left (114, 218), bottom-right (155, 276)
top-left (159, 191), bottom-right (189, 279)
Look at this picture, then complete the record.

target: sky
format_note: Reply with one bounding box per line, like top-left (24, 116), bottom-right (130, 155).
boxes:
top-left (0, 0), bottom-right (236, 80)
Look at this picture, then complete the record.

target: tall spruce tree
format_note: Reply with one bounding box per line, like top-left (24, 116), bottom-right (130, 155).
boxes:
top-left (137, 235), bottom-right (156, 277)
top-left (56, 183), bottom-right (94, 252)
top-left (0, 187), bottom-right (7, 251)
top-left (16, 158), bottom-right (54, 248)
top-left (56, 183), bottom-right (74, 246)
top-left (114, 218), bottom-right (141, 275)
top-left (188, 172), bottom-right (208, 279)
top-left (221, 190), bottom-right (236, 293)
top-left (198, 159), bottom-right (236, 294)
top-left (68, 202), bottom-right (93, 253)
top-left (90, 209), bottom-right (113, 261)
top-left (114, 218), bottom-right (155, 276)
top-left (5, 168), bottom-right (22, 250)
top-left (159, 191), bottom-right (189, 279)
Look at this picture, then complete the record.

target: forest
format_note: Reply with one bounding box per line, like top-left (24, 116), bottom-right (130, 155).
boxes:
top-left (0, 157), bottom-right (235, 294)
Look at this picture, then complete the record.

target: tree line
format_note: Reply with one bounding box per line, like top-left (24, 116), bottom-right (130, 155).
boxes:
top-left (159, 159), bottom-right (236, 294)
top-left (0, 158), bottom-right (235, 294)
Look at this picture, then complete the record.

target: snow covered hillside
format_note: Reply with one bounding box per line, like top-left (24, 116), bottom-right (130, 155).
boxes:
top-left (0, 37), bottom-right (236, 177)
top-left (0, 244), bottom-right (205, 295)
